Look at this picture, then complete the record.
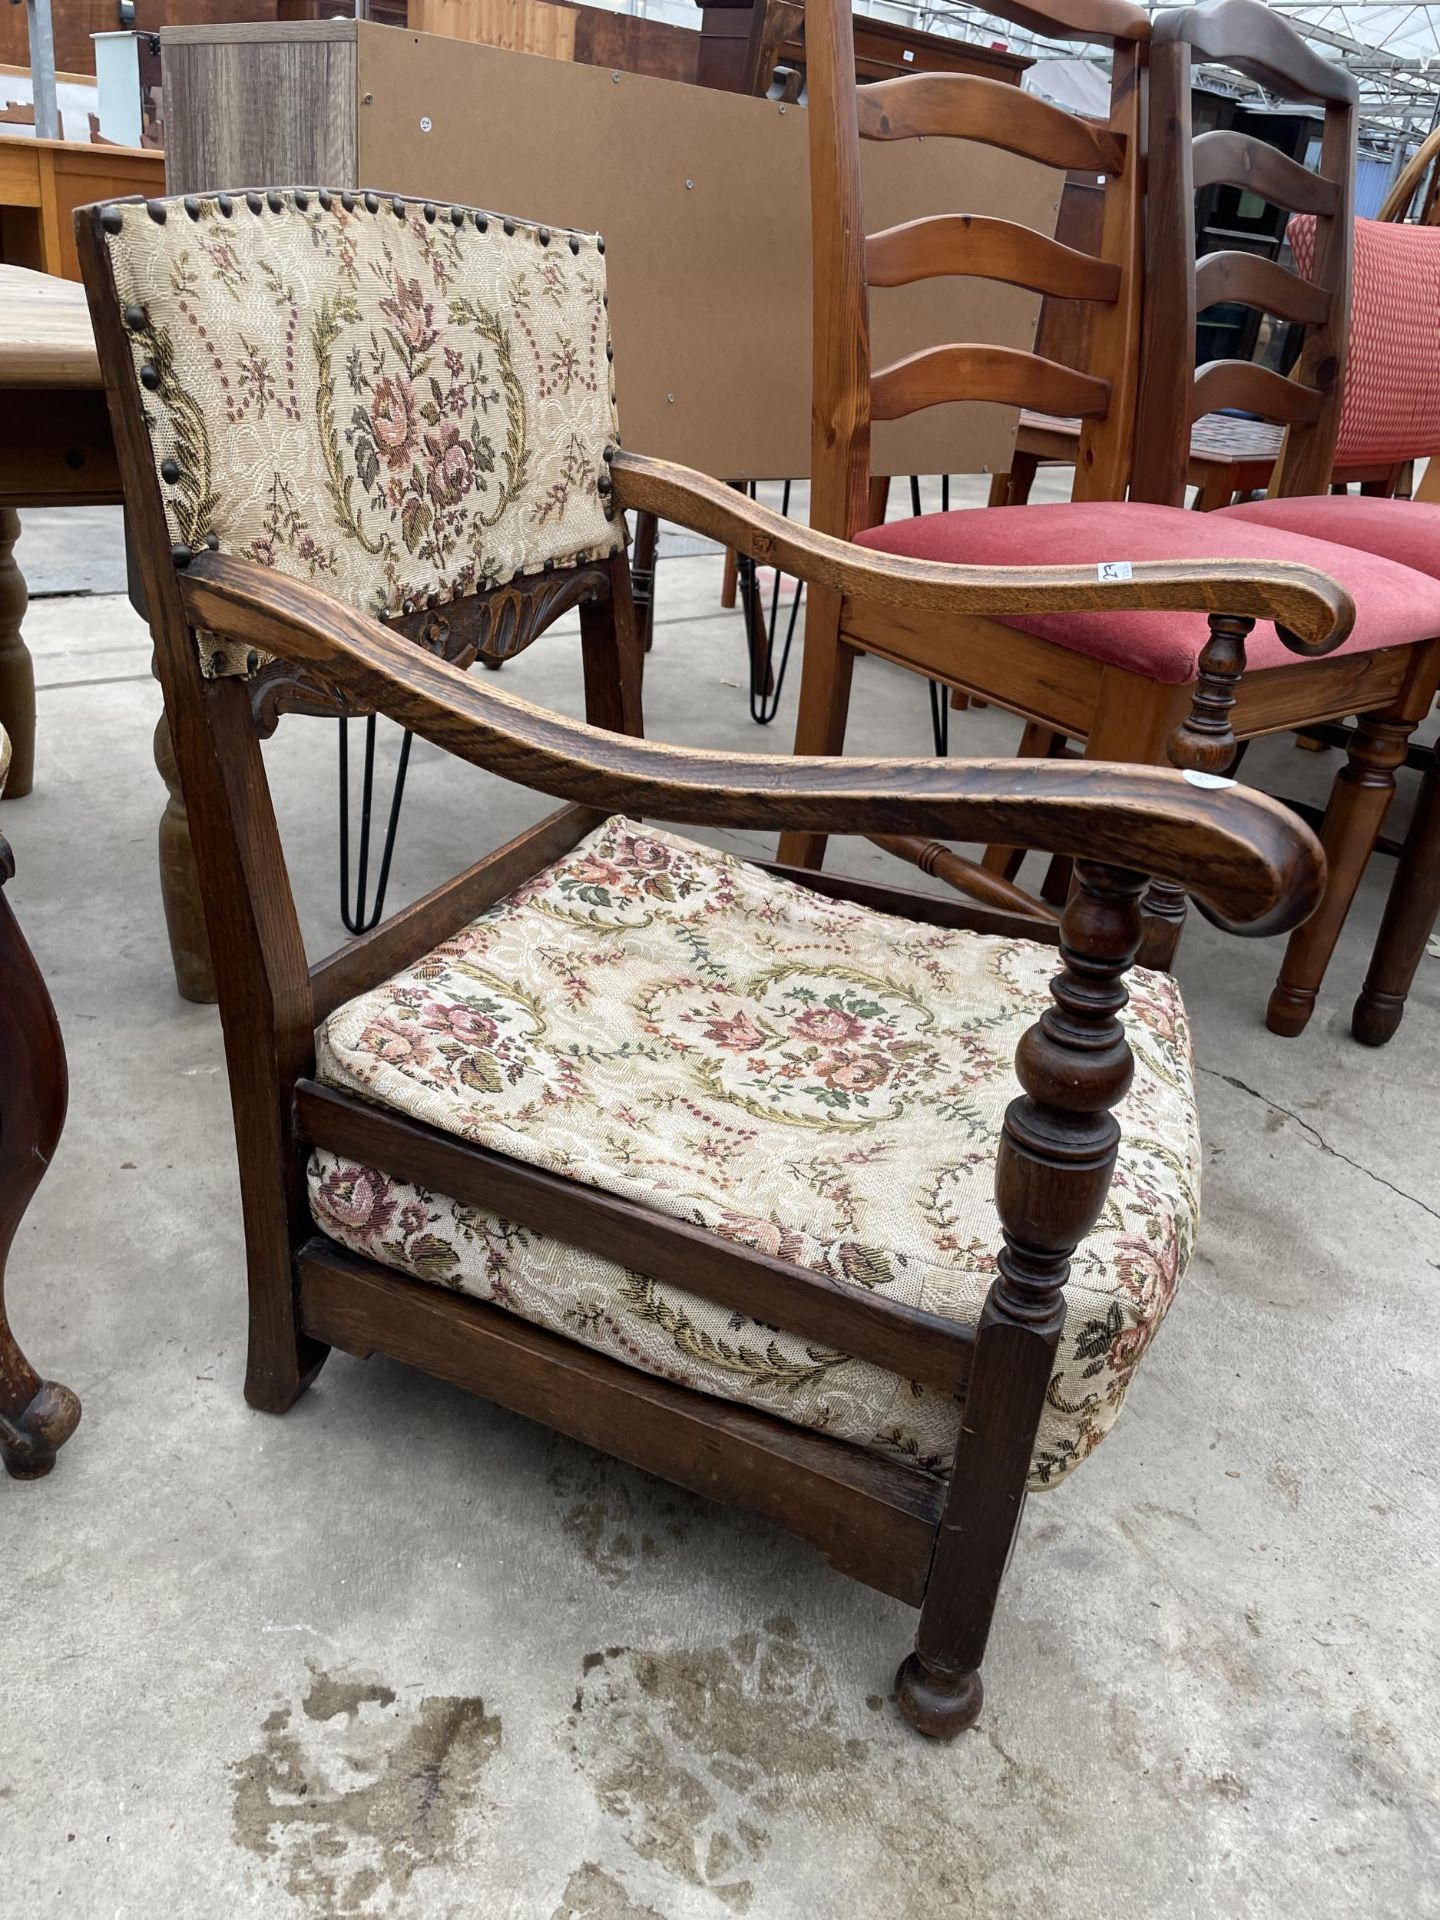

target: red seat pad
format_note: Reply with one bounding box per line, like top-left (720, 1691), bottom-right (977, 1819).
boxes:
top-left (853, 501), bottom-right (1440, 686)
top-left (1222, 494), bottom-right (1440, 581)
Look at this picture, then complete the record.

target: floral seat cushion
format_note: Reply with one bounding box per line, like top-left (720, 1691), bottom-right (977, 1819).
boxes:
top-left (309, 820), bottom-right (1201, 1489)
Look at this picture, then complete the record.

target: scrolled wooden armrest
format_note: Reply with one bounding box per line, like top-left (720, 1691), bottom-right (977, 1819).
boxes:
top-left (180, 555), bottom-right (1324, 937)
top-left (609, 451), bottom-right (1354, 658)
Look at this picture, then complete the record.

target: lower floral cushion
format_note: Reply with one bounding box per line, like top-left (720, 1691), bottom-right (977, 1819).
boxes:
top-left (309, 819), bottom-right (1201, 1489)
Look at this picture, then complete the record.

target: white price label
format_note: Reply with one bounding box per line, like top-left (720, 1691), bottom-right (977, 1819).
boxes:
top-left (1096, 560), bottom-right (1133, 582)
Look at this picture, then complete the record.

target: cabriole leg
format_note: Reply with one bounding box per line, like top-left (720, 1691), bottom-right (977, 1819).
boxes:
top-left (898, 861), bottom-right (1144, 1735)
top-left (0, 832), bottom-right (80, 1479)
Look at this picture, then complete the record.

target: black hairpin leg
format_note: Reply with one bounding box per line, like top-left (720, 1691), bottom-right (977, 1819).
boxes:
top-left (338, 715), bottom-right (414, 935)
top-left (632, 510), bottom-right (658, 654)
top-left (737, 480), bottom-right (805, 726)
top-left (928, 678), bottom-right (950, 757)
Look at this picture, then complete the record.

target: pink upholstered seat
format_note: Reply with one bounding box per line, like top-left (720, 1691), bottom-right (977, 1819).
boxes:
top-left (1222, 494), bottom-right (1440, 582)
top-left (854, 501), bottom-right (1440, 685)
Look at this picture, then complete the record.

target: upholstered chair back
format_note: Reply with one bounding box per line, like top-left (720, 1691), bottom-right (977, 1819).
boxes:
top-left (1289, 214), bottom-right (1440, 469)
top-left (96, 189), bottom-right (625, 676)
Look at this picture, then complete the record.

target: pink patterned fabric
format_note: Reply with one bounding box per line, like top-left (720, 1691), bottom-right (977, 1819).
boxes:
top-left (854, 501), bottom-right (1440, 684)
top-left (1222, 493), bottom-right (1440, 580)
top-left (1289, 215), bottom-right (1440, 466)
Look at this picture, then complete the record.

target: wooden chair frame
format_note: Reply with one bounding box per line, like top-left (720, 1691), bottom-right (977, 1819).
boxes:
top-left (784, 0), bottom-right (1440, 1019)
top-left (81, 190), bottom-right (1330, 1736)
top-left (0, 737), bottom-right (81, 1480)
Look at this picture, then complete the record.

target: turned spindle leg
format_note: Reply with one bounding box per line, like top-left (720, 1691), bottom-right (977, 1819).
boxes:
top-left (897, 862), bottom-right (1144, 1736)
top-left (0, 507), bottom-right (36, 800)
top-left (0, 827), bottom-right (80, 1480)
top-left (1353, 747), bottom-right (1440, 1046)
top-left (1267, 708), bottom-right (1416, 1037)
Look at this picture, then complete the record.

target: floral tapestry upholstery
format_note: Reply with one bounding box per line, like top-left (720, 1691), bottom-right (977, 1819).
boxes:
top-left (99, 189), bottom-right (625, 675)
top-left (309, 820), bottom-right (1201, 1490)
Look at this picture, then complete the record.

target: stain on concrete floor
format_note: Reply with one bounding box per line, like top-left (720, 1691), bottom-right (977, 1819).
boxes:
top-left (550, 1862), bottom-right (671, 1920)
top-left (231, 1665), bottom-right (501, 1916)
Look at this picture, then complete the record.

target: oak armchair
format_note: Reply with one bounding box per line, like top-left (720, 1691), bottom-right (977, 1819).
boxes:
top-left (81, 186), bottom-right (1328, 1736)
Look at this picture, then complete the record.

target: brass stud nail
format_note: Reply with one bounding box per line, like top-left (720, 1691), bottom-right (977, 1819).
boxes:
top-left (503, 218), bottom-right (516, 236)
top-left (364, 191), bottom-right (380, 213)
top-left (160, 457), bottom-right (181, 483)
top-left (205, 531), bottom-right (220, 550)
top-left (146, 199), bottom-right (167, 224)
top-left (245, 650), bottom-right (260, 673)
top-left (596, 235), bottom-right (605, 253)
top-left (476, 215), bottom-right (488, 232)
top-left (171, 544), bottom-right (192, 568)
top-left (294, 189), bottom-right (310, 210)
top-left (246, 191), bottom-right (263, 214)
top-left (451, 206), bottom-right (464, 226)
top-left (217, 193), bottom-right (233, 217)
top-left (392, 196), bottom-right (406, 218)
top-left (605, 343), bottom-right (614, 361)
top-left (424, 202), bottom-right (436, 222)
top-left (140, 364), bottom-right (160, 390)
top-left (318, 188), bottom-right (333, 210)
top-left (123, 304), bottom-right (147, 331)
top-left (568, 234), bottom-right (580, 254)
top-left (597, 473), bottom-right (613, 496)
top-left (341, 191), bottom-right (357, 211)
top-left (266, 189), bottom-right (284, 213)
top-left (183, 195), bottom-right (202, 220)
top-left (538, 227), bottom-right (550, 246)
top-left (100, 207), bottom-right (123, 234)
top-left (602, 444), bottom-right (614, 462)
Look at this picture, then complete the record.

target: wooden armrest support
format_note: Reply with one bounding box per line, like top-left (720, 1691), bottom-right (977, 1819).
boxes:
top-left (981, 0), bottom-right (1149, 45)
top-left (179, 555), bottom-right (1324, 936)
top-left (609, 452), bottom-right (1354, 657)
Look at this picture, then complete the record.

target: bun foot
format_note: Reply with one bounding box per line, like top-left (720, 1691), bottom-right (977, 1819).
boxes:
top-left (0, 1379), bottom-right (82, 1480)
top-left (1265, 983), bottom-right (1316, 1037)
top-left (1351, 988), bottom-right (1404, 1048)
top-left (894, 1653), bottom-right (984, 1739)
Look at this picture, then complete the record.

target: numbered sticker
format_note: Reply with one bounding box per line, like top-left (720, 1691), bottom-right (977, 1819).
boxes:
top-left (1096, 560), bottom-right (1133, 582)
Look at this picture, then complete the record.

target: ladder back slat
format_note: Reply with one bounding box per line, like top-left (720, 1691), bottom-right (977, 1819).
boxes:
top-left (1195, 250), bottom-right (1331, 325)
top-left (857, 73), bottom-right (1126, 175)
top-left (866, 214), bottom-right (1123, 302)
top-left (1192, 130), bottom-right (1340, 214)
top-left (870, 344), bottom-right (1112, 423)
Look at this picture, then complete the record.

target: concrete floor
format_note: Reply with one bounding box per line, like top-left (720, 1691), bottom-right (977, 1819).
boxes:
top-left (2, 492), bottom-right (1438, 1920)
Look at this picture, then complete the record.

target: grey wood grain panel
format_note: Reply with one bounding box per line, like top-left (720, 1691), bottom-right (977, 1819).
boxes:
top-left (162, 30), bottom-right (359, 195)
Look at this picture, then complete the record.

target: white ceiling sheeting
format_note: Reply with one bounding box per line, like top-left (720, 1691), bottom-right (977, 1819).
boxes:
top-left (858, 0), bottom-right (1440, 136)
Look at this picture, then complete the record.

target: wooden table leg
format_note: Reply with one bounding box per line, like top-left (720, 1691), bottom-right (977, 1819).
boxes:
top-left (154, 706), bottom-right (218, 1004)
top-left (0, 507), bottom-right (36, 799)
top-left (0, 821), bottom-right (80, 1479)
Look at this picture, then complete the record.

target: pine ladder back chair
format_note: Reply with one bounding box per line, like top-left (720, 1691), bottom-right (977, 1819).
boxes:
top-left (789, 0), bottom-right (1440, 1009)
top-left (80, 185), bottom-right (1331, 1736)
top-left (1134, 0), bottom-right (1440, 1038)
top-left (782, 0), bottom-right (1151, 894)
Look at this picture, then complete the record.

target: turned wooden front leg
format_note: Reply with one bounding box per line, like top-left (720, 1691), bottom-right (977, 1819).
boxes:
top-left (1353, 746), bottom-right (1440, 1046)
top-left (0, 836), bottom-right (80, 1479)
top-left (0, 508), bottom-right (36, 800)
top-left (897, 862), bottom-right (1144, 1737)
top-left (154, 707), bottom-right (217, 1004)
top-left (1268, 707), bottom-right (1418, 1038)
